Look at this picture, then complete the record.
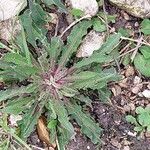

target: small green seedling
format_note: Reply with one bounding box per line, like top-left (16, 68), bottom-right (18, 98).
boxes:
top-left (126, 106), bottom-right (150, 133)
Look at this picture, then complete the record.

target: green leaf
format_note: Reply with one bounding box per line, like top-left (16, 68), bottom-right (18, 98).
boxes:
top-left (57, 127), bottom-right (72, 150)
top-left (141, 19), bottom-right (150, 35)
top-left (48, 99), bottom-right (75, 137)
top-left (99, 33), bottom-right (121, 54)
top-left (71, 8), bottom-right (84, 17)
top-left (92, 18), bottom-right (106, 32)
top-left (118, 28), bottom-right (130, 37)
top-left (60, 86), bottom-right (77, 97)
top-left (134, 54), bottom-right (150, 77)
top-left (3, 53), bottom-right (28, 66)
top-left (140, 46), bottom-right (150, 59)
top-left (48, 120), bottom-right (57, 129)
top-left (68, 71), bottom-right (100, 80)
top-left (134, 126), bottom-right (143, 132)
top-left (1, 97), bottom-right (33, 115)
top-left (98, 12), bottom-right (116, 23)
top-left (75, 95), bottom-right (92, 107)
top-left (67, 103), bottom-right (101, 144)
top-left (126, 115), bottom-right (138, 125)
top-left (74, 54), bottom-right (112, 68)
top-left (47, 37), bottom-right (63, 62)
top-left (98, 87), bottom-right (111, 102)
top-left (0, 84), bottom-right (37, 102)
top-left (71, 71), bottom-right (119, 90)
top-left (43, 0), bottom-right (67, 13)
top-left (20, 3), bottom-right (48, 47)
top-left (138, 112), bottom-right (150, 127)
top-left (19, 93), bottom-right (48, 140)
top-left (58, 20), bottom-right (92, 68)
top-left (136, 106), bottom-right (145, 114)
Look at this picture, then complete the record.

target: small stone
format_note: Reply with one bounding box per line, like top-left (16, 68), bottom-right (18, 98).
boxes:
top-left (76, 30), bottom-right (105, 57)
top-left (70, 0), bottom-right (98, 17)
top-left (125, 66), bottom-right (134, 77)
top-left (138, 92), bottom-right (143, 97)
top-left (123, 12), bottom-right (130, 20)
top-left (133, 76), bottom-right (142, 85)
top-left (87, 146), bottom-right (90, 149)
top-left (109, 0), bottom-right (150, 18)
top-left (49, 13), bottom-right (58, 24)
top-left (119, 78), bottom-right (128, 88)
top-left (110, 139), bottom-right (122, 149)
top-left (9, 115), bottom-right (22, 127)
top-left (131, 85), bottom-right (142, 94)
top-left (124, 105), bottom-right (131, 112)
top-left (142, 90), bottom-right (150, 98)
top-left (128, 103), bottom-right (135, 111)
top-left (0, 0), bottom-right (27, 21)
top-left (123, 146), bottom-right (130, 150)
top-left (127, 131), bottom-right (136, 137)
top-left (134, 22), bottom-right (139, 27)
top-left (111, 85), bottom-right (122, 96)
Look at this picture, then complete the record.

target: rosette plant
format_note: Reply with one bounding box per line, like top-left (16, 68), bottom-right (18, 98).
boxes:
top-left (0, 2), bottom-right (121, 149)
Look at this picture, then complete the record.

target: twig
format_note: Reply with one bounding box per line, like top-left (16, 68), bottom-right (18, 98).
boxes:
top-left (59, 14), bottom-right (91, 38)
top-left (31, 145), bottom-right (45, 150)
top-left (54, 19), bottom-right (59, 37)
top-left (120, 36), bottom-right (150, 47)
top-left (117, 47), bottom-right (137, 58)
top-left (130, 35), bottom-right (143, 62)
top-left (102, 0), bottom-right (109, 35)
top-left (119, 42), bottom-right (132, 54)
top-left (98, 15), bottom-right (150, 47)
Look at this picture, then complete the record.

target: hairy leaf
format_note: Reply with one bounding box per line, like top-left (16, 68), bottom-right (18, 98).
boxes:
top-left (3, 53), bottom-right (28, 66)
top-left (48, 99), bottom-right (75, 137)
top-left (0, 84), bottom-right (36, 102)
top-left (134, 54), bottom-right (150, 77)
top-left (43, 0), bottom-right (67, 13)
top-left (1, 97), bottom-right (33, 115)
top-left (74, 54), bottom-right (112, 68)
top-left (67, 103), bottom-right (101, 144)
top-left (58, 20), bottom-right (92, 69)
top-left (19, 93), bottom-right (48, 140)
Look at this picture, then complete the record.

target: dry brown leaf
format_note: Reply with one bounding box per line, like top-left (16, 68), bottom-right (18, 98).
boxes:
top-left (37, 116), bottom-right (56, 149)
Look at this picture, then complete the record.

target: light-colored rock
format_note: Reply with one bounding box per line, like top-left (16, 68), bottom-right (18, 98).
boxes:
top-left (0, 0), bottom-right (27, 21)
top-left (0, 18), bottom-right (21, 41)
top-left (9, 114), bottom-right (22, 126)
top-left (76, 30), bottom-right (105, 57)
top-left (123, 146), bottom-right (130, 150)
top-left (142, 89), bottom-right (150, 98)
top-left (70, 0), bottom-right (98, 17)
top-left (131, 85), bottom-right (142, 94)
top-left (125, 66), bottom-right (134, 77)
top-left (109, 0), bottom-right (150, 18)
top-left (133, 76), bottom-right (142, 85)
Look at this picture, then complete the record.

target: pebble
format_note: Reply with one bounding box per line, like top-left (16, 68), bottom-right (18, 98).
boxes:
top-left (125, 66), bottom-right (134, 77)
top-left (76, 30), bottom-right (105, 57)
top-left (123, 146), bottom-right (130, 150)
top-left (142, 90), bottom-right (150, 98)
top-left (133, 76), bottom-right (142, 85)
top-left (109, 0), bottom-right (150, 18)
top-left (69, 0), bottom-right (98, 17)
top-left (0, 0), bottom-right (27, 21)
